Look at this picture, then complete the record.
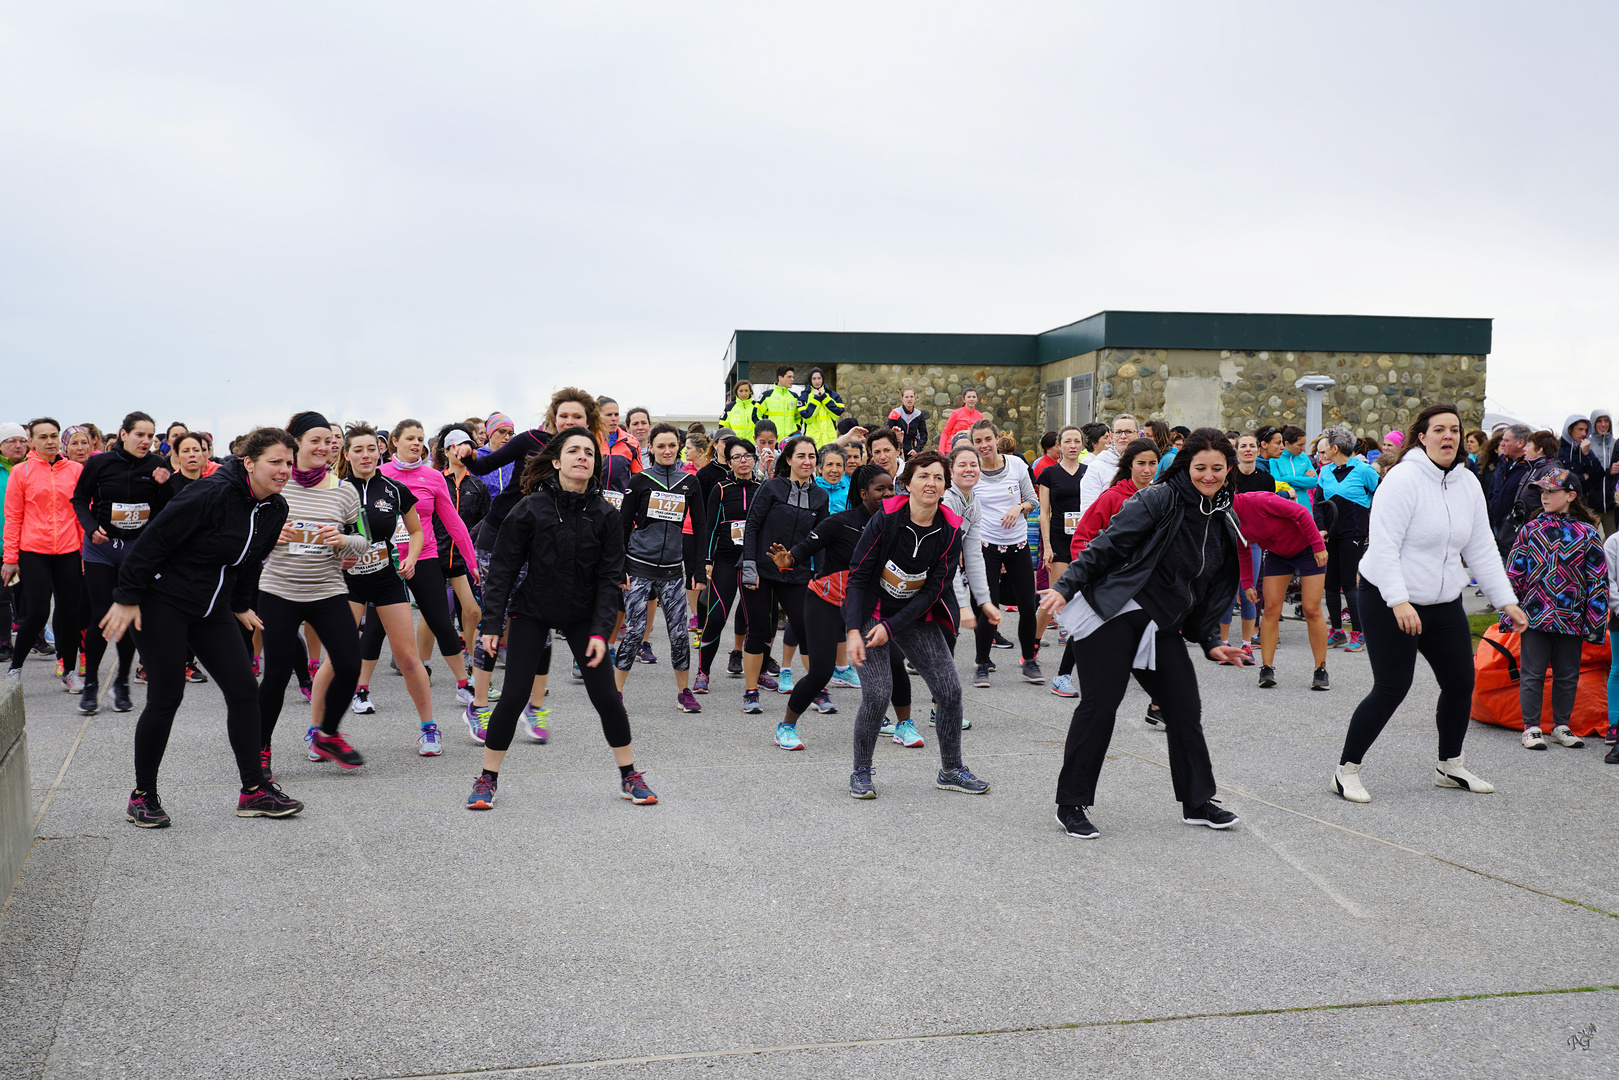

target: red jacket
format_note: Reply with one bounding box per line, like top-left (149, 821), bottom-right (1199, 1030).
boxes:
top-left (937, 407), bottom-right (983, 454)
top-left (1070, 478), bottom-right (1141, 560)
top-left (1233, 491), bottom-right (1325, 591)
top-left (4, 452), bottom-right (85, 562)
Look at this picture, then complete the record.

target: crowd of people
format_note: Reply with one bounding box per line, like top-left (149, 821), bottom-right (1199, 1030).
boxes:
top-left (1, 370), bottom-right (1613, 838)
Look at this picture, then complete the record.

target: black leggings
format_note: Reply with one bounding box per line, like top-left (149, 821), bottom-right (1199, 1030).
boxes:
top-left (743, 578), bottom-right (807, 657)
top-left (132, 596), bottom-right (263, 792)
top-left (258, 592), bottom-right (362, 743)
top-left (10, 551), bottom-right (81, 671)
top-left (1339, 582), bottom-right (1475, 765)
top-left (83, 551), bottom-right (137, 682)
top-left (787, 590), bottom-right (842, 714)
top-left (1324, 535), bottom-right (1366, 631)
top-left (361, 559), bottom-right (464, 663)
top-left (484, 617), bottom-right (631, 752)
top-left (1055, 608), bottom-right (1217, 808)
top-left (976, 544), bottom-right (1038, 663)
top-left (700, 557), bottom-right (746, 675)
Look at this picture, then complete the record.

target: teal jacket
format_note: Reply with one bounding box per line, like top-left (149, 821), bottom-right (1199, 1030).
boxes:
top-left (1268, 449), bottom-right (1320, 506)
top-left (815, 474), bottom-right (849, 514)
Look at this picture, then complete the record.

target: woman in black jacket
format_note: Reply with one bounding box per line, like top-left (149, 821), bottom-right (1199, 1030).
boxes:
top-left (765, 463), bottom-right (894, 750)
top-left (696, 438), bottom-right (758, 691)
top-left (102, 428), bottom-right (304, 828)
top-left (468, 427), bottom-right (656, 811)
top-left (1038, 428), bottom-right (1247, 839)
top-left (738, 435), bottom-right (828, 714)
top-left (71, 410), bottom-right (173, 714)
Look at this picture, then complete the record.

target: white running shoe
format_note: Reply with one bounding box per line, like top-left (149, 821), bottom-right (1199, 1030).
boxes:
top-left (350, 688), bottom-right (375, 715)
top-left (1331, 762), bottom-right (1370, 803)
top-left (1549, 725), bottom-right (1585, 748)
top-left (61, 672), bottom-right (84, 693)
top-left (1521, 727), bottom-right (1547, 751)
top-left (455, 684), bottom-right (475, 706)
top-left (1434, 755), bottom-right (1494, 793)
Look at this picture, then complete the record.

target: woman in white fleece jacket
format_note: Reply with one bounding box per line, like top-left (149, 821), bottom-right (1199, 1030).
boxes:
top-left (1332, 404), bottom-right (1528, 804)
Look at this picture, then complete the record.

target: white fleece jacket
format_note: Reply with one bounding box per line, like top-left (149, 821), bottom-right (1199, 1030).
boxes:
top-left (1606, 532), bottom-right (1619, 617)
top-left (1358, 449), bottom-right (1517, 609)
top-left (1078, 446), bottom-right (1120, 516)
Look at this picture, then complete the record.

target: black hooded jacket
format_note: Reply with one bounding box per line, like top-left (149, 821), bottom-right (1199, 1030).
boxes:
top-left (72, 445), bottom-right (174, 540)
top-left (114, 457), bottom-right (288, 618)
top-left (1051, 471), bottom-right (1243, 656)
top-left (479, 476), bottom-right (624, 640)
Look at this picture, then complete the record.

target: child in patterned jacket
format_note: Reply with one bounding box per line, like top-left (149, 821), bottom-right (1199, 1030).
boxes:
top-left (1502, 467), bottom-right (1609, 751)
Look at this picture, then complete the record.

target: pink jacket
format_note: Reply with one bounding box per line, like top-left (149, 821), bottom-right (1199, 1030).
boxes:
top-left (1234, 491), bottom-right (1325, 592)
top-left (4, 452), bottom-right (84, 562)
top-left (937, 407), bottom-right (984, 454)
top-left (381, 460), bottom-right (478, 567)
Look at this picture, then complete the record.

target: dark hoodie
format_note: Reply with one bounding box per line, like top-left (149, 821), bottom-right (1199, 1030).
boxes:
top-left (480, 476), bottom-right (624, 639)
top-left (622, 462), bottom-right (705, 580)
top-left (114, 457), bottom-right (288, 618)
top-left (72, 443), bottom-right (174, 548)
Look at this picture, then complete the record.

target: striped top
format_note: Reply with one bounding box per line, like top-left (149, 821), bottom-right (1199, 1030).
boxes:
top-left (258, 471), bottom-right (370, 602)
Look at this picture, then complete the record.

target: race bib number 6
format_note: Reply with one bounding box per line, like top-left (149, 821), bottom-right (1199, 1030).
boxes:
top-left (879, 560), bottom-right (926, 599)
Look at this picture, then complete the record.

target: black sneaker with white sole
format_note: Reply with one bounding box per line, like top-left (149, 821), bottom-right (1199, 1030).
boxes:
top-left (1056, 804), bottom-right (1098, 838)
top-left (1257, 665), bottom-right (1276, 688)
top-left (972, 664), bottom-right (991, 688)
top-left (1020, 659), bottom-right (1044, 684)
top-left (1311, 666), bottom-right (1330, 691)
top-left (1182, 799), bottom-right (1238, 829)
top-left (1144, 704), bottom-right (1166, 730)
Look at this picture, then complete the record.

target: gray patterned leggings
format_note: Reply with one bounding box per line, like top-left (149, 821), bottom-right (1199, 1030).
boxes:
top-left (852, 618), bottom-right (963, 771)
top-left (617, 575), bottom-right (691, 672)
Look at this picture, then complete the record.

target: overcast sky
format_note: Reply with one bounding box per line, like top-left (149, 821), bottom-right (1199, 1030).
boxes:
top-left (2, 1), bottom-right (1613, 438)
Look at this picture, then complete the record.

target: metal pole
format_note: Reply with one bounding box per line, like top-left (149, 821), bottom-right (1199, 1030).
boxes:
top-left (1294, 375), bottom-right (1336, 444)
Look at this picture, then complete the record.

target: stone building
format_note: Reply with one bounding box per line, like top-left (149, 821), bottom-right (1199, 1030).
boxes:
top-left (721, 311), bottom-right (1490, 451)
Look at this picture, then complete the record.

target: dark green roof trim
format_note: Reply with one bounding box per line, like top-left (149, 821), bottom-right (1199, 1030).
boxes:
top-left (1037, 311), bottom-right (1492, 363)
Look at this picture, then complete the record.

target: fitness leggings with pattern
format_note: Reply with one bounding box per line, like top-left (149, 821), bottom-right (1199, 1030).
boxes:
top-left (132, 596), bottom-right (263, 792)
top-left (852, 618), bottom-right (960, 771)
top-left (484, 616), bottom-right (631, 752)
top-left (257, 592), bottom-right (362, 744)
top-left (9, 551), bottom-right (81, 671)
top-left (617, 575), bottom-right (690, 672)
top-left (360, 558), bottom-right (464, 663)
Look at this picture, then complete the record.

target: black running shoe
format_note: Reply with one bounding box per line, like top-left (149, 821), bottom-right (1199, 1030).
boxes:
top-left (1182, 799), bottom-right (1238, 829)
top-left (185, 665), bottom-right (208, 684)
top-left (1311, 666), bottom-right (1330, 691)
top-left (310, 730), bottom-right (365, 769)
top-left (727, 650), bottom-right (744, 677)
top-left (111, 677), bottom-right (132, 713)
top-left (126, 790), bottom-right (171, 828)
top-left (1257, 665), bottom-right (1276, 689)
top-left (237, 783), bottom-right (304, 818)
top-left (1056, 804), bottom-right (1098, 838)
top-left (1144, 704), bottom-right (1166, 730)
top-left (991, 631), bottom-right (1014, 649)
top-left (78, 677), bottom-right (98, 715)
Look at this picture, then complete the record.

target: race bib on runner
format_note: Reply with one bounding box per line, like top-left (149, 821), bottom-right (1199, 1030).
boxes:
top-left (391, 517), bottom-right (410, 546)
top-left (603, 489), bottom-right (624, 510)
top-left (349, 541), bottom-right (392, 575)
top-left (287, 520), bottom-right (331, 556)
top-left (109, 503), bottom-right (150, 530)
top-left (729, 519), bottom-right (745, 544)
top-left (879, 560), bottom-right (926, 599)
top-left (1064, 511), bottom-right (1082, 533)
top-left (648, 490), bottom-right (686, 522)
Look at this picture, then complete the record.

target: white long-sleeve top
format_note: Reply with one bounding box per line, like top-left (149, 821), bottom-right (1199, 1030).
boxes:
top-left (975, 454), bottom-right (1037, 546)
top-left (944, 485), bottom-right (989, 607)
top-left (1078, 446), bottom-right (1119, 516)
top-left (1358, 449), bottom-right (1517, 610)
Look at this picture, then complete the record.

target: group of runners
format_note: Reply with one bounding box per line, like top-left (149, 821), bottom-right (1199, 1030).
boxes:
top-left (2, 376), bottom-right (1613, 838)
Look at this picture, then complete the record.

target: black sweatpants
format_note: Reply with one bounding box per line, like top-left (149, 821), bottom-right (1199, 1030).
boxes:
top-left (132, 596), bottom-right (263, 792)
top-left (788, 589), bottom-right (842, 714)
top-left (743, 578), bottom-right (808, 657)
top-left (700, 556), bottom-right (747, 675)
top-left (1324, 535), bottom-right (1366, 632)
top-left (10, 551), bottom-right (81, 671)
top-left (1340, 582), bottom-right (1475, 765)
top-left (484, 616), bottom-right (631, 752)
top-left (82, 547), bottom-right (137, 683)
top-left (361, 559), bottom-right (464, 663)
top-left (975, 543), bottom-right (1038, 663)
top-left (1055, 608), bottom-right (1218, 808)
top-left (258, 592), bottom-right (362, 743)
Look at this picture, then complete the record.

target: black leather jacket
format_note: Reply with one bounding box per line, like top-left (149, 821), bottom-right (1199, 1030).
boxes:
top-left (1051, 477), bottom-right (1243, 656)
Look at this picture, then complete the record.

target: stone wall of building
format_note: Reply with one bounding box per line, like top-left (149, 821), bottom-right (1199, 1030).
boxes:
top-left (1094, 348), bottom-right (1487, 437)
top-left (834, 363), bottom-right (1044, 453)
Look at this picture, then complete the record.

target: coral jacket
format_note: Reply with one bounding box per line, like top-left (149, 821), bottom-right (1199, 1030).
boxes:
top-left (4, 452), bottom-right (85, 562)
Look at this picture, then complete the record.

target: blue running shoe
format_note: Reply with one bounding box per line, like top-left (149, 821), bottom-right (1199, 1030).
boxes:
top-left (1325, 628), bottom-right (1348, 649)
top-left (892, 720), bottom-right (924, 748)
top-left (1049, 673), bottom-right (1078, 698)
top-left (776, 668), bottom-right (795, 694)
top-left (741, 689), bottom-right (762, 714)
top-left (812, 689), bottom-right (836, 714)
top-left (775, 722), bottom-right (805, 751)
top-left (829, 665), bottom-right (860, 689)
top-left (417, 723), bottom-right (442, 756)
top-left (849, 766), bottom-right (876, 799)
top-left (758, 671), bottom-right (778, 692)
top-left (571, 660), bottom-right (582, 680)
top-left (304, 724), bottom-right (321, 762)
top-left (463, 702), bottom-right (490, 745)
top-left (878, 718), bottom-right (897, 737)
top-left (926, 705), bottom-right (971, 729)
top-left (937, 765), bottom-right (989, 794)
top-left (620, 769), bottom-right (658, 804)
top-left (525, 704), bottom-right (551, 743)
top-left (466, 773), bottom-right (497, 810)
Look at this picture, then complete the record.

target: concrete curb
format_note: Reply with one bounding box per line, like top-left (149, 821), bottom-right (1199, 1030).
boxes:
top-left (0, 680), bottom-right (30, 902)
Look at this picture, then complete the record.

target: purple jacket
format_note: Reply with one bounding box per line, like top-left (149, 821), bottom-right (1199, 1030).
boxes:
top-left (1501, 513), bottom-right (1609, 641)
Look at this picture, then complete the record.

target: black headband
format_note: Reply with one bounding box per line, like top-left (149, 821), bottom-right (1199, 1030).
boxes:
top-left (288, 412), bottom-right (332, 438)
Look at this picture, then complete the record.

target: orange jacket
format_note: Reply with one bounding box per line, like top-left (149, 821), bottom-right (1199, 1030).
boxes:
top-left (4, 452), bottom-right (85, 562)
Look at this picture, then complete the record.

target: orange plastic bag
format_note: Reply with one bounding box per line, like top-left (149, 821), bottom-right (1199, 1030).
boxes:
top-left (1470, 625), bottom-right (1612, 738)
